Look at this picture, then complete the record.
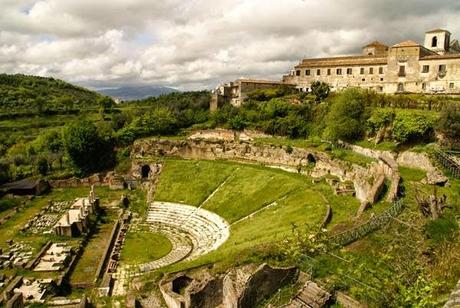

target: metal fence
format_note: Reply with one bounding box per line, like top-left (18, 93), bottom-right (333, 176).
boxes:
top-left (434, 150), bottom-right (460, 179)
top-left (329, 199), bottom-right (405, 246)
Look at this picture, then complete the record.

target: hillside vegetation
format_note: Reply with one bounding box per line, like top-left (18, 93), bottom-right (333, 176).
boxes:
top-left (0, 74), bottom-right (101, 114)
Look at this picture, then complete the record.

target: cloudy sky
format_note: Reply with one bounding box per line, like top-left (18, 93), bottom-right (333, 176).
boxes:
top-left (1, 0), bottom-right (460, 90)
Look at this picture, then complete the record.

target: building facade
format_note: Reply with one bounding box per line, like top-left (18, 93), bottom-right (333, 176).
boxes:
top-left (283, 29), bottom-right (460, 94)
top-left (210, 79), bottom-right (295, 110)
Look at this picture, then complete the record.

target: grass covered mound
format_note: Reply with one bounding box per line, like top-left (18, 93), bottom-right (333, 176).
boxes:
top-left (121, 230), bottom-right (172, 265)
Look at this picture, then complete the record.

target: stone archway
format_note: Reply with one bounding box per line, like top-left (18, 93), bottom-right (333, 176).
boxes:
top-left (141, 165), bottom-right (151, 179)
top-left (307, 153), bottom-right (317, 164)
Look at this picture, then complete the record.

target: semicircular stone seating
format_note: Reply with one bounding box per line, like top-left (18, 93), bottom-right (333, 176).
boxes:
top-left (137, 201), bottom-right (230, 273)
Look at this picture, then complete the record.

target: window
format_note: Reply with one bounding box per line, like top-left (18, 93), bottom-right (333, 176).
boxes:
top-left (380, 78), bottom-right (384, 81)
top-left (398, 65), bottom-right (406, 77)
top-left (397, 83), bottom-right (404, 92)
top-left (422, 82), bottom-right (426, 90)
top-left (327, 68), bottom-right (331, 75)
top-left (422, 65), bottom-right (429, 73)
top-left (305, 69), bottom-right (310, 76)
top-left (347, 68), bottom-right (353, 75)
top-left (296, 70), bottom-right (301, 76)
top-left (369, 67), bottom-right (374, 74)
top-left (439, 65), bottom-right (446, 73)
top-left (432, 36), bottom-right (438, 48)
top-left (316, 69), bottom-right (321, 76)
top-left (336, 68), bottom-right (342, 75)
top-left (360, 68), bottom-right (365, 74)
top-left (450, 82), bottom-right (455, 89)
top-left (379, 67), bottom-right (384, 74)
top-left (362, 78), bottom-right (365, 82)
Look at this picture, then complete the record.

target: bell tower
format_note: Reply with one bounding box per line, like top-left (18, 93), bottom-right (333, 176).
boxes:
top-left (424, 29), bottom-right (451, 55)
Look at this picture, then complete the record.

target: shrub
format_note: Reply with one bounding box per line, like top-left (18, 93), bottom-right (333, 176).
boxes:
top-left (437, 104), bottom-right (460, 139)
top-left (63, 119), bottom-right (115, 176)
top-left (323, 88), bottom-right (369, 141)
top-left (367, 109), bottom-right (395, 135)
top-left (392, 111), bottom-right (435, 143)
top-left (310, 81), bottom-right (331, 102)
top-left (36, 158), bottom-right (49, 176)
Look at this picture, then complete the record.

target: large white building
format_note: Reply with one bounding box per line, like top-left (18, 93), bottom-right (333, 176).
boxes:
top-left (283, 29), bottom-right (460, 94)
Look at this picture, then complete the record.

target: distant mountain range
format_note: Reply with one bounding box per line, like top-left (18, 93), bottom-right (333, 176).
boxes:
top-left (96, 85), bottom-right (179, 101)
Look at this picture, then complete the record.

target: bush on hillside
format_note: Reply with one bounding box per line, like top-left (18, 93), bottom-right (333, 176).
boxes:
top-left (392, 111), bottom-right (435, 143)
top-left (323, 88), bottom-right (369, 141)
top-left (63, 120), bottom-right (115, 176)
top-left (437, 104), bottom-right (460, 140)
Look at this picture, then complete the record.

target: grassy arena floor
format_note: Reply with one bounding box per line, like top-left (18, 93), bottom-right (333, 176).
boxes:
top-left (154, 159), bottom-right (361, 270)
top-left (120, 229), bottom-right (172, 265)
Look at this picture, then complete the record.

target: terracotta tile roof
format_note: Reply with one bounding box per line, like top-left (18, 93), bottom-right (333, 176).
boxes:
top-left (420, 53), bottom-right (460, 60)
top-left (236, 79), bottom-right (288, 85)
top-left (425, 28), bottom-right (450, 34)
top-left (297, 55), bottom-right (387, 68)
top-left (363, 41), bottom-right (388, 48)
top-left (392, 40), bottom-right (420, 48)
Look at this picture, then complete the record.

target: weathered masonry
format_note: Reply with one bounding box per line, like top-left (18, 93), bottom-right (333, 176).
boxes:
top-left (283, 29), bottom-right (460, 94)
top-left (210, 79), bottom-right (296, 110)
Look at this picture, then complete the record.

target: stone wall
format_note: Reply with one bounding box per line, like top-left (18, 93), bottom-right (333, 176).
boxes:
top-left (49, 172), bottom-right (128, 190)
top-left (397, 151), bottom-right (448, 185)
top-left (237, 264), bottom-right (298, 307)
top-left (158, 264), bottom-right (297, 308)
top-left (132, 138), bottom-right (389, 206)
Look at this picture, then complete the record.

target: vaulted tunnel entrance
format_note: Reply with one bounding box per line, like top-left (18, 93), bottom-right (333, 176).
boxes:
top-left (141, 165), bottom-right (151, 179)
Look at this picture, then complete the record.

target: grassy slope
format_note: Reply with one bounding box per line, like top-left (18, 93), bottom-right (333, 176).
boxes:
top-left (154, 160), bottom-right (235, 206)
top-left (0, 73), bottom-right (100, 111)
top-left (154, 159), bottom-right (363, 273)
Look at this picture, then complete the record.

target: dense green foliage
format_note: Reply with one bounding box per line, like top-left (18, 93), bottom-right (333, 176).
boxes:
top-left (62, 120), bottom-right (115, 176)
top-left (437, 104), bottom-right (460, 140)
top-left (0, 74), bottom-right (100, 113)
top-left (310, 81), bottom-right (331, 102)
top-left (367, 108), bottom-right (437, 143)
top-left (324, 88), bottom-right (368, 141)
top-left (392, 110), bottom-right (436, 143)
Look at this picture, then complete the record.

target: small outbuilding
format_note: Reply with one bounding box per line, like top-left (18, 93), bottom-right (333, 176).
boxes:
top-left (0, 178), bottom-right (49, 196)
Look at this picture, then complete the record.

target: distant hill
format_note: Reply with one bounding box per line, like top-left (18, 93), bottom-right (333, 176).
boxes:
top-left (0, 74), bottom-right (101, 112)
top-left (96, 85), bottom-right (179, 101)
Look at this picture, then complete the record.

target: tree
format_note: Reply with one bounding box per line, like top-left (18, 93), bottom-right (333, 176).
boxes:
top-left (229, 115), bottom-right (246, 131)
top-left (324, 88), bottom-right (368, 141)
top-left (63, 120), bottom-right (115, 176)
top-left (437, 104), bottom-right (460, 139)
top-left (98, 96), bottom-right (114, 114)
top-left (37, 158), bottom-right (49, 176)
top-left (310, 81), bottom-right (331, 102)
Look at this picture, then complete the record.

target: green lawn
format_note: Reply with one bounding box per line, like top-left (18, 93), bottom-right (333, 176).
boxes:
top-left (120, 230), bottom-right (172, 265)
top-left (202, 166), bottom-right (309, 223)
top-left (154, 159), bottom-right (236, 206)
top-left (399, 166), bottom-right (427, 182)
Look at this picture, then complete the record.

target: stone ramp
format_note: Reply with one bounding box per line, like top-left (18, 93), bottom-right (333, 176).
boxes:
top-left (284, 281), bottom-right (331, 308)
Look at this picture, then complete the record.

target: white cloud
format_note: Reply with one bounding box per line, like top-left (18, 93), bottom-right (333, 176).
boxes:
top-left (1, 0), bottom-right (460, 90)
